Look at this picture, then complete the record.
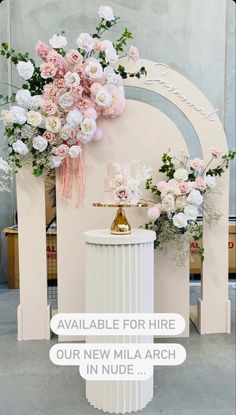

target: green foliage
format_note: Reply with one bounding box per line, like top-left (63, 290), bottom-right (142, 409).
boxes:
top-left (0, 42), bottom-right (33, 65)
top-left (159, 151), bottom-right (175, 178)
top-left (206, 150), bottom-right (236, 177)
top-left (115, 27), bottom-right (133, 52)
top-left (92, 16), bottom-right (120, 38)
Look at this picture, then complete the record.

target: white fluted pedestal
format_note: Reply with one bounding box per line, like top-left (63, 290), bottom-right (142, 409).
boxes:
top-left (84, 229), bottom-right (156, 414)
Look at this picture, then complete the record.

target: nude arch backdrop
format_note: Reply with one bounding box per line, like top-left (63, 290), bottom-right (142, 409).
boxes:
top-left (15, 58), bottom-right (230, 341)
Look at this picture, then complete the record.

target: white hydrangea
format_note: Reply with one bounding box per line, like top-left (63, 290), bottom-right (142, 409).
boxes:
top-left (49, 34), bottom-right (67, 49)
top-left (8, 106), bottom-right (26, 125)
top-left (12, 139), bottom-right (28, 155)
top-left (33, 135), bottom-right (48, 152)
top-left (16, 89), bottom-right (32, 108)
top-left (161, 193), bottom-right (175, 213)
top-left (16, 61), bottom-right (34, 80)
top-left (0, 110), bottom-right (11, 126)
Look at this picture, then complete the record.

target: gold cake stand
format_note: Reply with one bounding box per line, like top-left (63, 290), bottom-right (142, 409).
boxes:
top-left (93, 202), bottom-right (148, 235)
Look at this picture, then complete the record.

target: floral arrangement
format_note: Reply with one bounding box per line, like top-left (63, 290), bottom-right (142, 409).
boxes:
top-left (145, 148), bottom-right (236, 265)
top-left (110, 161), bottom-right (152, 204)
top-left (0, 5), bottom-right (146, 200)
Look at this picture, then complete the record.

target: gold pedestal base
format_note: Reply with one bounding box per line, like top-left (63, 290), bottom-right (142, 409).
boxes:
top-left (111, 206), bottom-right (131, 235)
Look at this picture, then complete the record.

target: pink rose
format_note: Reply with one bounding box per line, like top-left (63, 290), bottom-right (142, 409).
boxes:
top-left (210, 147), bottom-right (221, 158)
top-left (77, 98), bottom-right (94, 112)
top-left (128, 46), bottom-right (139, 62)
top-left (35, 41), bottom-right (51, 61)
top-left (40, 62), bottom-right (57, 79)
top-left (157, 180), bottom-right (168, 192)
top-left (66, 49), bottom-right (83, 65)
top-left (147, 204), bottom-right (162, 221)
top-left (55, 144), bottom-right (69, 158)
top-left (70, 85), bottom-right (83, 99)
top-left (195, 176), bottom-right (206, 190)
top-left (54, 78), bottom-right (66, 89)
top-left (178, 182), bottom-right (190, 193)
top-left (42, 131), bottom-right (56, 143)
top-left (41, 100), bottom-right (57, 115)
top-left (189, 157), bottom-right (204, 170)
top-left (100, 40), bottom-right (113, 51)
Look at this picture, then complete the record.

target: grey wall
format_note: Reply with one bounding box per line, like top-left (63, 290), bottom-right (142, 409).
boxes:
top-left (0, 0), bottom-right (235, 222)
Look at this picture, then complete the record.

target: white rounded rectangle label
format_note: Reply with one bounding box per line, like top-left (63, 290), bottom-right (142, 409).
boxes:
top-left (50, 313), bottom-right (185, 336)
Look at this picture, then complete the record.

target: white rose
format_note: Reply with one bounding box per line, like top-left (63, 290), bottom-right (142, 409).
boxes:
top-left (59, 125), bottom-right (72, 141)
top-left (64, 72), bottom-right (80, 87)
top-left (105, 47), bottom-right (118, 63)
top-left (0, 110), bottom-right (11, 126)
top-left (76, 33), bottom-right (94, 52)
top-left (16, 61), bottom-right (34, 80)
top-left (33, 135), bottom-right (48, 152)
top-left (95, 88), bottom-right (112, 107)
top-left (80, 118), bottom-right (96, 136)
top-left (12, 139), bottom-right (28, 155)
top-left (66, 110), bottom-right (83, 127)
top-left (26, 110), bottom-right (42, 127)
top-left (173, 212), bottom-right (188, 228)
top-left (205, 175), bottom-right (216, 188)
top-left (187, 189), bottom-right (203, 206)
top-left (8, 106), bottom-right (26, 125)
top-left (49, 155), bottom-right (62, 168)
top-left (85, 59), bottom-right (103, 79)
top-left (58, 92), bottom-right (74, 110)
top-left (184, 204), bottom-right (199, 221)
top-left (68, 145), bottom-right (82, 158)
top-left (45, 116), bottom-right (61, 133)
top-left (0, 157), bottom-right (11, 173)
top-left (16, 89), bottom-right (32, 108)
top-left (174, 168), bottom-right (189, 182)
top-left (49, 34), bottom-right (67, 49)
top-left (98, 5), bottom-right (114, 21)
top-left (30, 95), bottom-right (43, 110)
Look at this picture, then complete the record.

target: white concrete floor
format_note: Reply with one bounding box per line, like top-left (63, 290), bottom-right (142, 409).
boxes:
top-left (0, 286), bottom-right (235, 415)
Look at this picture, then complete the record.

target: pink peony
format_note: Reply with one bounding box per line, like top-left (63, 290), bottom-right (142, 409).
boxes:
top-left (147, 204), bottom-right (161, 221)
top-left (128, 46), bottom-right (139, 62)
top-left (189, 157), bottom-right (204, 170)
top-left (42, 131), bottom-right (56, 143)
top-left (66, 49), bottom-right (83, 65)
top-left (178, 182), bottom-right (190, 193)
top-left (157, 180), bottom-right (168, 192)
top-left (55, 144), bottom-right (69, 158)
top-left (41, 100), bottom-right (57, 115)
top-left (40, 62), bottom-right (57, 79)
top-left (210, 147), bottom-right (221, 158)
top-left (195, 176), bottom-right (207, 190)
top-left (93, 39), bottom-right (101, 52)
top-left (35, 41), bottom-right (51, 61)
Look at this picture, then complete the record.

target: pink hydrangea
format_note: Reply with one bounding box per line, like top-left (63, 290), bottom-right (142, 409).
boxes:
top-left (210, 147), bottom-right (221, 157)
top-left (35, 41), bottom-right (51, 61)
top-left (189, 157), bottom-right (204, 170)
